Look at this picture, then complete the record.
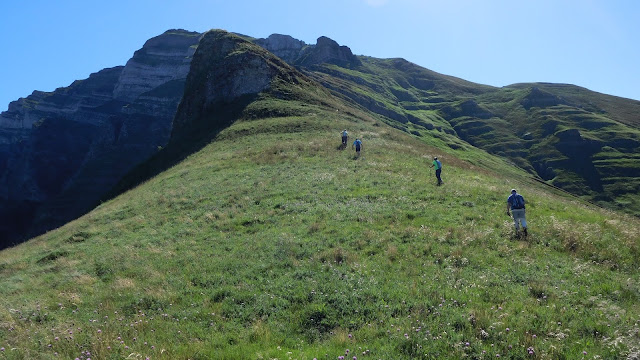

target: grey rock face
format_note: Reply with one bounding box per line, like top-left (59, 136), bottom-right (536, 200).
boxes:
top-left (297, 36), bottom-right (362, 67)
top-left (254, 34), bottom-right (361, 68)
top-left (254, 34), bottom-right (307, 63)
top-left (172, 30), bottom-right (298, 138)
top-left (0, 29), bottom-right (201, 248)
top-left (114, 30), bottom-right (200, 101)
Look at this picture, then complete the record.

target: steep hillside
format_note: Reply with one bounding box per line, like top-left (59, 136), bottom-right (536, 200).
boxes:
top-left (474, 85), bottom-right (640, 212)
top-left (295, 59), bottom-right (640, 215)
top-left (1, 30), bottom-right (639, 360)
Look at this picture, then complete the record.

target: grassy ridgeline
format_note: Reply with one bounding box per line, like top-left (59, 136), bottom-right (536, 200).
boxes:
top-left (0, 106), bottom-right (639, 359)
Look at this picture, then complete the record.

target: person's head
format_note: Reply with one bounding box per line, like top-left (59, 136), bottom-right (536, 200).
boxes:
top-left (511, 189), bottom-right (517, 194)
top-left (434, 157), bottom-right (438, 160)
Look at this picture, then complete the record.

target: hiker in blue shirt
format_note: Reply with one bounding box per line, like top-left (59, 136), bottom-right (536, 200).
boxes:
top-left (430, 157), bottom-right (443, 185)
top-left (341, 130), bottom-right (348, 146)
top-left (507, 189), bottom-right (528, 238)
top-left (352, 138), bottom-right (363, 157)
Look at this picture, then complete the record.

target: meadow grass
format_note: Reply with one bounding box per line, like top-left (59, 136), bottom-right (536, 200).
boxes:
top-left (0, 109), bottom-right (639, 359)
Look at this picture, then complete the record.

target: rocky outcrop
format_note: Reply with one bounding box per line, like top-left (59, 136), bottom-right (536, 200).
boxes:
top-left (254, 35), bottom-right (361, 68)
top-left (0, 29), bottom-right (201, 248)
top-left (297, 36), bottom-right (362, 68)
top-left (172, 30), bottom-right (306, 139)
top-left (254, 34), bottom-right (307, 64)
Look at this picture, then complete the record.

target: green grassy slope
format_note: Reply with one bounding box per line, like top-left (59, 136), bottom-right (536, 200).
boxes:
top-left (303, 59), bottom-right (640, 216)
top-left (475, 86), bottom-right (640, 213)
top-left (1, 85), bottom-right (639, 359)
top-left (506, 83), bottom-right (640, 129)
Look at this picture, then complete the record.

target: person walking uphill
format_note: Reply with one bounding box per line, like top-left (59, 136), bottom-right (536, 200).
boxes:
top-left (507, 189), bottom-right (527, 238)
top-left (430, 157), bottom-right (443, 185)
top-left (341, 130), bottom-right (349, 146)
top-left (352, 138), bottom-right (363, 157)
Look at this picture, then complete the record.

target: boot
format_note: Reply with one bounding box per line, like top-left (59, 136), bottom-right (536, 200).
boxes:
top-left (523, 228), bottom-right (528, 238)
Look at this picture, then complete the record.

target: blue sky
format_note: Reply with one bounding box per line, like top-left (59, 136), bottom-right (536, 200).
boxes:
top-left (1, 0), bottom-right (639, 110)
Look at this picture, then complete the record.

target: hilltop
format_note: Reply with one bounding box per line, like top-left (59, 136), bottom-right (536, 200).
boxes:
top-left (0, 30), bottom-right (639, 359)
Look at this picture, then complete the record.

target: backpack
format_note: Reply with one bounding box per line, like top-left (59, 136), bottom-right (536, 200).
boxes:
top-left (436, 160), bottom-right (442, 169)
top-left (512, 194), bottom-right (524, 209)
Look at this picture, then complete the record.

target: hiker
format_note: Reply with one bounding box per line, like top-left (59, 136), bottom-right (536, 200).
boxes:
top-left (341, 129), bottom-right (348, 145)
top-left (352, 138), bottom-right (363, 157)
top-left (507, 189), bottom-right (528, 238)
top-left (430, 157), bottom-right (443, 185)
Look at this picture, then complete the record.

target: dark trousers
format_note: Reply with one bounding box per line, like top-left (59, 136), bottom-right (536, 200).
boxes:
top-left (435, 169), bottom-right (442, 185)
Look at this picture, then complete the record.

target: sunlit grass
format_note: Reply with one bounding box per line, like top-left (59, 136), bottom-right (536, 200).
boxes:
top-left (1, 106), bottom-right (639, 359)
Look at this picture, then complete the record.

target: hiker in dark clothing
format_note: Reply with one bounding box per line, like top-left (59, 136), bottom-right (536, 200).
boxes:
top-left (507, 189), bottom-right (528, 238)
top-left (352, 138), bottom-right (363, 157)
top-left (430, 157), bottom-right (443, 185)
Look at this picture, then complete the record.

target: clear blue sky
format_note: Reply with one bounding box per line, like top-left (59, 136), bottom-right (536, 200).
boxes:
top-left (1, 0), bottom-right (639, 111)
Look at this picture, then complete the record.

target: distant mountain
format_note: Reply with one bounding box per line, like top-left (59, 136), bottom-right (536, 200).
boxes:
top-left (1, 28), bottom-right (639, 248)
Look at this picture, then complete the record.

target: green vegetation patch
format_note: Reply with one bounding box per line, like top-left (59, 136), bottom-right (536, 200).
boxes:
top-left (1, 104), bottom-right (639, 359)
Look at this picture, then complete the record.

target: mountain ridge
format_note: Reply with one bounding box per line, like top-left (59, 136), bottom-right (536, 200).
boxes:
top-left (0, 28), bottom-right (638, 358)
top-left (1, 28), bottom-right (639, 249)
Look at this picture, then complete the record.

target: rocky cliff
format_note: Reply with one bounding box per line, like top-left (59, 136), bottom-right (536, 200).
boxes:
top-left (255, 34), bottom-right (361, 68)
top-left (253, 34), bottom-right (307, 64)
top-left (0, 29), bottom-right (201, 248)
top-left (171, 30), bottom-right (312, 140)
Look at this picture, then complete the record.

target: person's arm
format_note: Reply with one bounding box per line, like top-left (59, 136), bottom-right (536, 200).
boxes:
top-left (506, 202), bottom-right (511, 216)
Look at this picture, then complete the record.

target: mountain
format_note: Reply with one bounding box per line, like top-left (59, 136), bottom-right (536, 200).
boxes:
top-left (253, 33), bottom-right (640, 215)
top-left (277, 53), bottom-right (640, 215)
top-left (1, 28), bottom-right (639, 252)
top-left (0, 30), bottom-right (201, 247)
top-left (0, 30), bottom-right (638, 359)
